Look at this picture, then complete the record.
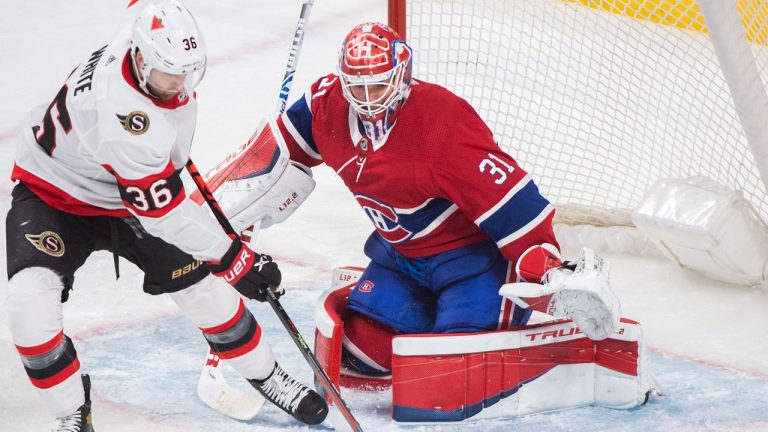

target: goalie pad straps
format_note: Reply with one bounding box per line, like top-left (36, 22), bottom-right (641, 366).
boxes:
top-left (391, 318), bottom-right (651, 423)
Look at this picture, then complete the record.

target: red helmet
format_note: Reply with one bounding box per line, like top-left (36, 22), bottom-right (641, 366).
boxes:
top-left (338, 22), bottom-right (413, 137)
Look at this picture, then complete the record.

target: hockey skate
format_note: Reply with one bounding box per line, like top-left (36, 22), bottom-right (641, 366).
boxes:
top-left (248, 362), bottom-right (328, 425)
top-left (51, 374), bottom-right (94, 432)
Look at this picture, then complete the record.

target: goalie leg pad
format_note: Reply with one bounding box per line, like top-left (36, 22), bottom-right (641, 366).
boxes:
top-left (314, 267), bottom-right (392, 401)
top-left (341, 310), bottom-right (395, 375)
top-left (314, 278), bottom-right (351, 399)
top-left (391, 319), bottom-right (651, 423)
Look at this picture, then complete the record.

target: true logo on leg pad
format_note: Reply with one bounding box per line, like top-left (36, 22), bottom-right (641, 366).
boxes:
top-left (25, 231), bottom-right (65, 257)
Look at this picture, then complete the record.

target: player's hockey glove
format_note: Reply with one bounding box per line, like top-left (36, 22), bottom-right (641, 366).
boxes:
top-left (207, 237), bottom-right (284, 302)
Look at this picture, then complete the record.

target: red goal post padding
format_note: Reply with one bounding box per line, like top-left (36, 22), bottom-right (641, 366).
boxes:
top-left (388, 0), bottom-right (406, 38)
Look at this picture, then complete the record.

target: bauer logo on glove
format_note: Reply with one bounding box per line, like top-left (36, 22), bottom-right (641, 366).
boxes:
top-left (207, 237), bottom-right (284, 302)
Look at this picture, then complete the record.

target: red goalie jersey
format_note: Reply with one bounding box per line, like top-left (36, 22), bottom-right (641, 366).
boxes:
top-left (276, 74), bottom-right (558, 262)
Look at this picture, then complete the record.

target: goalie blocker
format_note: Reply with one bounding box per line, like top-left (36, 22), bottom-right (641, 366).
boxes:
top-left (314, 267), bottom-right (652, 423)
top-left (190, 117), bottom-right (316, 238)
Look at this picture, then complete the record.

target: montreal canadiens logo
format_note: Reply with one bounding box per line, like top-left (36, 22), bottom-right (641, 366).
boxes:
top-left (116, 111), bottom-right (150, 135)
top-left (25, 231), bottom-right (65, 257)
top-left (345, 32), bottom-right (391, 69)
top-left (358, 280), bottom-right (374, 293)
top-left (355, 195), bottom-right (412, 244)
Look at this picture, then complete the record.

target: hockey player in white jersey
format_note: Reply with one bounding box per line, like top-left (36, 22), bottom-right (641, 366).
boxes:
top-left (4, 1), bottom-right (327, 430)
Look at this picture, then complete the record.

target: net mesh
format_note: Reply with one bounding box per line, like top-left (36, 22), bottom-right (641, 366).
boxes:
top-left (402, 0), bottom-right (768, 226)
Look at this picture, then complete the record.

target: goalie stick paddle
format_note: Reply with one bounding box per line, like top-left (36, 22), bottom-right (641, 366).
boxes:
top-left (186, 160), bottom-right (365, 432)
top-left (195, 0), bottom-right (316, 422)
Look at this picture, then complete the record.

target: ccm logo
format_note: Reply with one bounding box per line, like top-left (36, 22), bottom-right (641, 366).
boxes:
top-left (223, 248), bottom-right (252, 282)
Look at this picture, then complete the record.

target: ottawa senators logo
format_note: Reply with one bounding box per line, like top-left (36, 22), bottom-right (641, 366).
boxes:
top-left (25, 231), bottom-right (65, 257)
top-left (116, 111), bottom-right (150, 135)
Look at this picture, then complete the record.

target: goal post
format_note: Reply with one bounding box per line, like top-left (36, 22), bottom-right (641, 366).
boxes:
top-left (388, 0), bottom-right (768, 256)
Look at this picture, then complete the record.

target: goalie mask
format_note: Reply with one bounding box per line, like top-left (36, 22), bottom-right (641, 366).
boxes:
top-left (338, 22), bottom-right (413, 139)
top-left (130, 0), bottom-right (207, 99)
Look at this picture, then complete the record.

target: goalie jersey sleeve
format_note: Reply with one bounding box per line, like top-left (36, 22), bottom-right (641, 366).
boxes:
top-left (275, 76), bottom-right (335, 168)
top-left (276, 73), bottom-right (557, 263)
top-left (429, 99), bottom-right (559, 262)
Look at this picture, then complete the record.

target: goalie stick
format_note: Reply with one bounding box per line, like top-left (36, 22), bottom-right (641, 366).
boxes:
top-left (187, 159), bottom-right (364, 431)
top-left (195, 0), bottom-right (317, 422)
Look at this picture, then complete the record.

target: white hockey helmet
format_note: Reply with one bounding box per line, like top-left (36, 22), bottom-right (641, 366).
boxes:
top-left (130, 0), bottom-right (206, 96)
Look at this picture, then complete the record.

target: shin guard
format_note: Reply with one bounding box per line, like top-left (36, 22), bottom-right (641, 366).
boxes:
top-left (7, 267), bottom-right (84, 417)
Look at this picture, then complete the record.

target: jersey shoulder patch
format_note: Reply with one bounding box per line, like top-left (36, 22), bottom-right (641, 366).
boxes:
top-left (97, 80), bottom-right (177, 148)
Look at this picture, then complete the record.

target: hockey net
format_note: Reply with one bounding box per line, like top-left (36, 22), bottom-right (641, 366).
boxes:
top-left (389, 0), bottom-right (768, 254)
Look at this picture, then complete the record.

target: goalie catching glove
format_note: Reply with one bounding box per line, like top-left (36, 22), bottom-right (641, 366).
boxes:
top-left (206, 237), bottom-right (284, 302)
top-left (502, 244), bottom-right (621, 340)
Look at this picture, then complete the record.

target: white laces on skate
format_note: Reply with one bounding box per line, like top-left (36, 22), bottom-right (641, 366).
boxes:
top-left (258, 364), bottom-right (310, 413)
top-left (51, 412), bottom-right (83, 432)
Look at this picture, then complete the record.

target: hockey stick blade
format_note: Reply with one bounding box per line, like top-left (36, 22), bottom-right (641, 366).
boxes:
top-left (197, 350), bottom-right (266, 421)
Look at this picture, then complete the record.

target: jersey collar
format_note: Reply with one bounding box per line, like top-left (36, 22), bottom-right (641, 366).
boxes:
top-left (349, 106), bottom-right (393, 152)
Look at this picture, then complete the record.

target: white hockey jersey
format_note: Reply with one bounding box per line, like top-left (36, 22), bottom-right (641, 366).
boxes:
top-left (12, 31), bottom-right (231, 262)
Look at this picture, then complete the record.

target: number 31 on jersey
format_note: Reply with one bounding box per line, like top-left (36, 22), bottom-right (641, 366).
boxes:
top-left (479, 153), bottom-right (515, 185)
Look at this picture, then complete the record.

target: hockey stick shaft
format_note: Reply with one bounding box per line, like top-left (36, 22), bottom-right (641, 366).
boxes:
top-left (186, 159), bottom-right (364, 432)
top-left (276, 0), bottom-right (314, 115)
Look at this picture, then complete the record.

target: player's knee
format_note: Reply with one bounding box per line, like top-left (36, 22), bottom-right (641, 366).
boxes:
top-left (168, 275), bottom-right (241, 328)
top-left (6, 267), bottom-right (65, 345)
